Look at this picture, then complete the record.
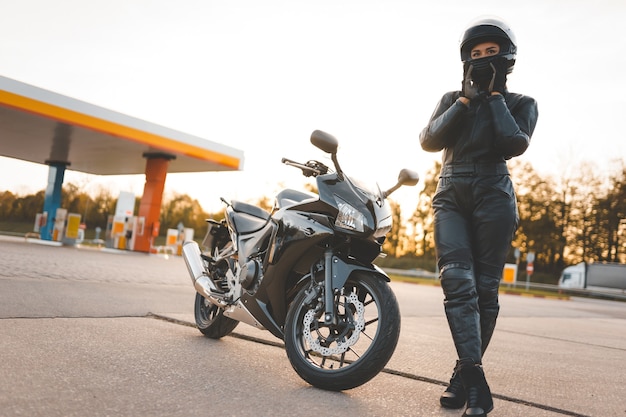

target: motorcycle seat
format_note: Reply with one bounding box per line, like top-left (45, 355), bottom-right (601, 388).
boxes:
top-left (275, 189), bottom-right (317, 209)
top-left (231, 200), bottom-right (270, 220)
top-left (229, 201), bottom-right (272, 235)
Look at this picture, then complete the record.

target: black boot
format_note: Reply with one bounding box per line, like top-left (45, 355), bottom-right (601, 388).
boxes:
top-left (440, 365), bottom-right (466, 409)
top-left (456, 359), bottom-right (493, 417)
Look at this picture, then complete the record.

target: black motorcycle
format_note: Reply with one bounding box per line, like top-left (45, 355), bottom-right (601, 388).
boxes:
top-left (182, 130), bottom-right (419, 391)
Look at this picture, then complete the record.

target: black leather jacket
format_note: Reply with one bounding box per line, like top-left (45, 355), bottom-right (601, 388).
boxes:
top-left (420, 91), bottom-right (538, 164)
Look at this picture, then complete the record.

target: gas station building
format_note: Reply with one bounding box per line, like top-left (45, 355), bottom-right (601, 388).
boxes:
top-left (0, 75), bottom-right (244, 252)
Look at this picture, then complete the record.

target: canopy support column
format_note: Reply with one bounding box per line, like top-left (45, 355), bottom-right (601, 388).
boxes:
top-left (134, 152), bottom-right (175, 253)
top-left (40, 161), bottom-right (69, 241)
top-left (41, 123), bottom-right (72, 241)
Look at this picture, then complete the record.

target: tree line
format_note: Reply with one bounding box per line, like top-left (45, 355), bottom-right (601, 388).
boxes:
top-left (0, 184), bottom-right (215, 239)
top-left (379, 158), bottom-right (626, 282)
top-left (2, 158), bottom-right (625, 282)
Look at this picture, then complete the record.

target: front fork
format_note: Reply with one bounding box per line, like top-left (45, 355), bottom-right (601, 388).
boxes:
top-left (323, 249), bottom-right (335, 325)
top-left (318, 248), bottom-right (391, 325)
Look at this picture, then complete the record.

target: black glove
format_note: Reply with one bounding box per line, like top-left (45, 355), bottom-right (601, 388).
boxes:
top-left (462, 63), bottom-right (480, 100)
top-left (488, 57), bottom-right (508, 94)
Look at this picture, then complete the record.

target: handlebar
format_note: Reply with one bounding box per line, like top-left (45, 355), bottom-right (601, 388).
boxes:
top-left (281, 158), bottom-right (329, 177)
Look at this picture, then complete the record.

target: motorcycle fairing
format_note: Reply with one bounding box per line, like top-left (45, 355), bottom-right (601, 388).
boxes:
top-left (317, 173), bottom-right (378, 235)
top-left (244, 212), bottom-right (332, 336)
top-left (267, 210), bottom-right (333, 266)
top-left (237, 223), bottom-right (275, 266)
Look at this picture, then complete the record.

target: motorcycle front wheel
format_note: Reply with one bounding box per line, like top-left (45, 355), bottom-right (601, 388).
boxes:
top-left (194, 292), bottom-right (239, 339)
top-left (284, 271), bottom-right (400, 391)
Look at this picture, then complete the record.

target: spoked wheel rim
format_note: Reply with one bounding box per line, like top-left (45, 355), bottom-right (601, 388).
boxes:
top-left (285, 271), bottom-right (400, 390)
top-left (294, 278), bottom-right (382, 372)
top-left (196, 295), bottom-right (219, 328)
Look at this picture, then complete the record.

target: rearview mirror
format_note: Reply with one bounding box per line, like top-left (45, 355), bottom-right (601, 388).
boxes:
top-left (310, 130), bottom-right (339, 154)
top-left (384, 168), bottom-right (419, 198)
top-left (398, 169), bottom-right (419, 186)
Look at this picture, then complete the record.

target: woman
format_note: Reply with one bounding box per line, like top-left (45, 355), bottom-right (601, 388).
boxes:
top-left (419, 16), bottom-right (538, 417)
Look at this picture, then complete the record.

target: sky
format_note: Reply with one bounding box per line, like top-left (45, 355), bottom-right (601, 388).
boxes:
top-left (1, 0), bottom-right (625, 215)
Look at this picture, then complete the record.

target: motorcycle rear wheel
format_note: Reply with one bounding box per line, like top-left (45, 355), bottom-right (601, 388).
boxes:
top-left (284, 271), bottom-right (400, 391)
top-left (194, 292), bottom-right (239, 339)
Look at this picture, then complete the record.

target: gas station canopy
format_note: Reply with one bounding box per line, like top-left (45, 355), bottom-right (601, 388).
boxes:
top-left (0, 75), bottom-right (244, 175)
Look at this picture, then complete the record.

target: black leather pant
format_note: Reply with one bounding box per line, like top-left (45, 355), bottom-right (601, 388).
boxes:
top-left (433, 172), bottom-right (518, 364)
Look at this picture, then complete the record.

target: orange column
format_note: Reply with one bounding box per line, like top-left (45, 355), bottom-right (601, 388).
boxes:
top-left (134, 153), bottom-right (175, 253)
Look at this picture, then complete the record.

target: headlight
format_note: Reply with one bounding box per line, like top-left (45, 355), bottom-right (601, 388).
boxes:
top-left (335, 201), bottom-right (365, 233)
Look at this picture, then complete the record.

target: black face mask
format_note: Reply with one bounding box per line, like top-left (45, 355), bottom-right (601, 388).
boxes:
top-left (468, 56), bottom-right (497, 91)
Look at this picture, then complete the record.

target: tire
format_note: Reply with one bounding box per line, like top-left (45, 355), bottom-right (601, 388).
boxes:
top-left (194, 292), bottom-right (239, 339)
top-left (284, 271), bottom-right (401, 391)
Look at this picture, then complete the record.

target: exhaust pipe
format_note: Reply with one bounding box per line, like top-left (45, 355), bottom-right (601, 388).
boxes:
top-left (182, 241), bottom-right (264, 330)
top-left (181, 241), bottom-right (220, 300)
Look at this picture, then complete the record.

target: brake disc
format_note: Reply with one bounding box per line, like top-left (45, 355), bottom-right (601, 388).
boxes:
top-left (302, 291), bottom-right (365, 356)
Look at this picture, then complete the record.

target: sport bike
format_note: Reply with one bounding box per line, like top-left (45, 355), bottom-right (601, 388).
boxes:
top-left (182, 130), bottom-right (419, 390)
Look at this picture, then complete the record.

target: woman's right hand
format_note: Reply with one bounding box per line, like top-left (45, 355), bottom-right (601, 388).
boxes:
top-left (461, 63), bottom-right (480, 102)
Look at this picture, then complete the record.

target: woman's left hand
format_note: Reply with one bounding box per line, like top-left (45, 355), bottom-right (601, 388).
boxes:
top-left (488, 58), bottom-right (508, 94)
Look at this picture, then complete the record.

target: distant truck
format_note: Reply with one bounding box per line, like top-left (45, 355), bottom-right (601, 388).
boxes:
top-left (558, 262), bottom-right (626, 292)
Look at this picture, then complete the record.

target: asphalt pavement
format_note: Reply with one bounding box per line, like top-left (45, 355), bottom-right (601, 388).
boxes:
top-left (0, 235), bottom-right (624, 417)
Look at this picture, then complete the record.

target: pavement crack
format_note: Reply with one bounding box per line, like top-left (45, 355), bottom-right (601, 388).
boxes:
top-left (383, 368), bottom-right (590, 417)
top-left (148, 313), bottom-right (285, 348)
top-left (149, 313), bottom-right (591, 417)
